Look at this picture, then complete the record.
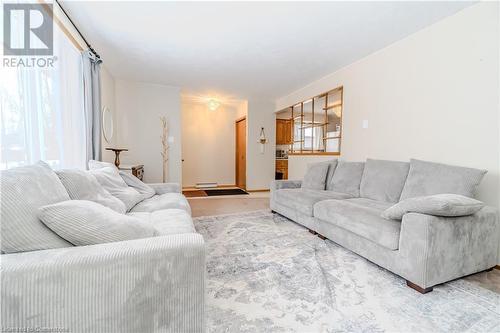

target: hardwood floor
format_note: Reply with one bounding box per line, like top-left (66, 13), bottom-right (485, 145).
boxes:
top-left (464, 268), bottom-right (500, 293)
top-left (188, 192), bottom-right (269, 217)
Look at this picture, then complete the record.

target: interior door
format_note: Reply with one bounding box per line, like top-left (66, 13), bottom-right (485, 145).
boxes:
top-left (235, 118), bottom-right (246, 189)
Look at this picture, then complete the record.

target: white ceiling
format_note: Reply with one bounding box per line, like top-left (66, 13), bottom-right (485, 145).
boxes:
top-left (63, 1), bottom-right (474, 101)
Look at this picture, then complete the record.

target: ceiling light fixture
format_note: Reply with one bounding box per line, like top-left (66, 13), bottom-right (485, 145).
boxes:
top-left (207, 98), bottom-right (220, 111)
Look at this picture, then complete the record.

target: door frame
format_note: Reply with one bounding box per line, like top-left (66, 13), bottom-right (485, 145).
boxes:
top-left (235, 116), bottom-right (247, 190)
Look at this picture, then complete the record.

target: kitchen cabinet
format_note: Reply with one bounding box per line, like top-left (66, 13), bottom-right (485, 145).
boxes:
top-left (276, 159), bottom-right (288, 180)
top-left (276, 119), bottom-right (293, 145)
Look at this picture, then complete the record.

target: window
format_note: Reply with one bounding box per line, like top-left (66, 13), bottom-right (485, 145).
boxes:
top-left (0, 13), bottom-right (86, 170)
top-left (281, 86), bottom-right (343, 155)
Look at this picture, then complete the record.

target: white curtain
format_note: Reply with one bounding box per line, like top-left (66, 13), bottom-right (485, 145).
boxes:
top-left (0, 17), bottom-right (86, 170)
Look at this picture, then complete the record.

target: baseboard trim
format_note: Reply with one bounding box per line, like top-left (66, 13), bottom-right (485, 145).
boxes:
top-left (183, 184), bottom-right (236, 190)
top-left (246, 189), bottom-right (270, 193)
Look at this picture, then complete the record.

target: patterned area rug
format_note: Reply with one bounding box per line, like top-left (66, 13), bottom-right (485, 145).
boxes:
top-left (194, 210), bottom-right (500, 332)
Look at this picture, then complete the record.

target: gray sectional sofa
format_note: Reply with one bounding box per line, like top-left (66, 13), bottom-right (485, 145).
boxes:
top-left (271, 158), bottom-right (499, 293)
top-left (1, 161), bottom-right (204, 332)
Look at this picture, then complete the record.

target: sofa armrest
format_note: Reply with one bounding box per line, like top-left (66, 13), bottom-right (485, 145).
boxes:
top-left (399, 206), bottom-right (499, 288)
top-left (1, 234), bottom-right (205, 332)
top-left (148, 182), bottom-right (181, 194)
top-left (270, 180), bottom-right (302, 191)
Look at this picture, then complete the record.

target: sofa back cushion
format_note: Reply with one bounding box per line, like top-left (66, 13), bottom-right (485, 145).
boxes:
top-left (329, 161), bottom-right (365, 197)
top-left (400, 159), bottom-right (487, 200)
top-left (324, 159), bottom-right (339, 191)
top-left (360, 159), bottom-right (410, 203)
top-left (1, 161), bottom-right (72, 253)
top-left (88, 159), bottom-right (116, 170)
top-left (89, 166), bottom-right (143, 211)
top-left (119, 171), bottom-right (155, 200)
top-left (301, 162), bottom-right (331, 190)
top-left (56, 169), bottom-right (126, 214)
top-left (38, 200), bottom-right (156, 246)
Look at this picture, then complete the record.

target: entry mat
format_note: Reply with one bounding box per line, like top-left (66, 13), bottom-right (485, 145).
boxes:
top-left (183, 188), bottom-right (249, 197)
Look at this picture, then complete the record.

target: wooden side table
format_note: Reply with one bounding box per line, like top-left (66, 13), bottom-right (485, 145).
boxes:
top-left (119, 164), bottom-right (144, 181)
top-left (105, 148), bottom-right (128, 167)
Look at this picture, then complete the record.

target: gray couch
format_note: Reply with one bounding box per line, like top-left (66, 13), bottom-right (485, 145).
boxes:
top-left (1, 162), bottom-right (204, 332)
top-left (271, 158), bottom-right (499, 293)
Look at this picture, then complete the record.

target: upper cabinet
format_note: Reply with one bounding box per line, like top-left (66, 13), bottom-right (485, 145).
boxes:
top-left (276, 86), bottom-right (343, 155)
top-left (276, 119), bottom-right (293, 145)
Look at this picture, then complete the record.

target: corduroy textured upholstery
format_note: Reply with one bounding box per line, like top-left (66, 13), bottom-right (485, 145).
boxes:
top-left (56, 169), bottom-right (127, 213)
top-left (271, 158), bottom-right (499, 290)
top-left (0, 161), bottom-right (72, 253)
top-left (399, 159), bottom-right (487, 200)
top-left (1, 162), bottom-right (205, 331)
top-left (1, 234), bottom-right (205, 332)
top-left (149, 183), bottom-right (182, 194)
top-left (39, 200), bottom-right (157, 245)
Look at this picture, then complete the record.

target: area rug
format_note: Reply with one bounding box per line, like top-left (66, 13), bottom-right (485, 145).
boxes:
top-left (193, 210), bottom-right (500, 332)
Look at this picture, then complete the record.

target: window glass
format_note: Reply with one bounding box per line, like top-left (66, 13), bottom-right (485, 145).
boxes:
top-left (0, 16), bottom-right (86, 170)
top-left (282, 87), bottom-right (342, 155)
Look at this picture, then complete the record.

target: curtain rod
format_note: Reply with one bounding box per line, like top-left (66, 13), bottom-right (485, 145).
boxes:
top-left (55, 0), bottom-right (101, 59)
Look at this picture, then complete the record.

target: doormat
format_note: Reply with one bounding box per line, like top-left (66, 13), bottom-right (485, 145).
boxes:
top-left (204, 188), bottom-right (249, 196)
top-left (184, 188), bottom-right (249, 197)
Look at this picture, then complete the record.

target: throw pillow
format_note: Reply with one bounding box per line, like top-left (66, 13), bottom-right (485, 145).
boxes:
top-left (301, 162), bottom-right (330, 190)
top-left (119, 171), bottom-right (155, 200)
top-left (56, 169), bottom-right (127, 214)
top-left (88, 159), bottom-right (116, 170)
top-left (38, 200), bottom-right (156, 246)
top-left (329, 161), bottom-right (365, 197)
top-left (1, 161), bottom-right (72, 253)
top-left (399, 159), bottom-right (487, 200)
top-left (381, 194), bottom-right (484, 220)
top-left (89, 166), bottom-right (143, 211)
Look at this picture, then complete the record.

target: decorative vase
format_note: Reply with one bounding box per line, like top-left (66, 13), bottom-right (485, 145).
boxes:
top-left (160, 116), bottom-right (169, 182)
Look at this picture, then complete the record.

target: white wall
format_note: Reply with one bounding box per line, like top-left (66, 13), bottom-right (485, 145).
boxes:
top-left (246, 100), bottom-right (276, 190)
top-left (181, 98), bottom-right (242, 187)
top-left (288, 155), bottom-right (337, 180)
top-left (276, 2), bottom-right (500, 208)
top-left (100, 66), bottom-right (117, 164)
top-left (115, 80), bottom-right (182, 183)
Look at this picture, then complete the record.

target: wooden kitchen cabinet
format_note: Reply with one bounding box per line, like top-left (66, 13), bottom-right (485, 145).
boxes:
top-left (276, 159), bottom-right (288, 180)
top-left (276, 119), bottom-right (293, 145)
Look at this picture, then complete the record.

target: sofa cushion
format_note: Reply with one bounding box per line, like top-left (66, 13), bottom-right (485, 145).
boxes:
top-left (343, 198), bottom-right (393, 211)
top-left (381, 194), bottom-right (484, 220)
top-left (329, 161), bottom-right (365, 197)
top-left (301, 162), bottom-right (330, 190)
top-left (1, 161), bottom-right (72, 253)
top-left (89, 166), bottom-right (143, 211)
top-left (38, 200), bottom-right (156, 246)
top-left (359, 159), bottom-right (409, 203)
top-left (128, 209), bottom-right (195, 235)
top-left (324, 159), bottom-right (339, 191)
top-left (119, 171), bottom-right (155, 200)
top-left (56, 169), bottom-right (126, 213)
top-left (130, 193), bottom-right (191, 214)
top-left (88, 159), bottom-right (115, 170)
top-left (274, 188), bottom-right (352, 216)
top-left (314, 199), bottom-right (401, 250)
top-left (400, 159), bottom-right (487, 200)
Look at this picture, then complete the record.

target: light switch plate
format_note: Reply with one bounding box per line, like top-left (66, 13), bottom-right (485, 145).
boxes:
top-left (362, 120), bottom-right (369, 129)
top-left (168, 136), bottom-right (175, 143)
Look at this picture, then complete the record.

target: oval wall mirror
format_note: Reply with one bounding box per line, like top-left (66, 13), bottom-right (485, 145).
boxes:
top-left (102, 106), bottom-right (114, 143)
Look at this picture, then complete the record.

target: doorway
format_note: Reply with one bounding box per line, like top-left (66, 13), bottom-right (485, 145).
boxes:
top-left (235, 117), bottom-right (246, 189)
